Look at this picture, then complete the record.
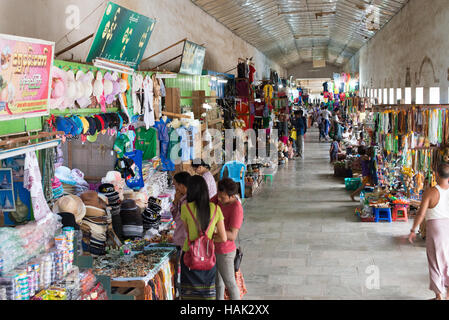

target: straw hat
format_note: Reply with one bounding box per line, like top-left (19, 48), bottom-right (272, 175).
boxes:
top-left (53, 194), bottom-right (86, 225)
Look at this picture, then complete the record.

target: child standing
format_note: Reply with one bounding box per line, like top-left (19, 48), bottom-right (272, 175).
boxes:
top-left (330, 138), bottom-right (341, 163)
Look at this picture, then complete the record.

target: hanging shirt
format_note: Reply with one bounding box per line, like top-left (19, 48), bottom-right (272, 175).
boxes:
top-left (24, 152), bottom-right (53, 222)
top-left (143, 75), bottom-right (155, 129)
top-left (176, 125), bottom-right (199, 162)
top-left (249, 65), bottom-right (256, 84)
top-left (135, 127), bottom-right (157, 160)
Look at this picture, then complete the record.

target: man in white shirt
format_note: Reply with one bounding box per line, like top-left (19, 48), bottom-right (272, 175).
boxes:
top-left (320, 107), bottom-right (331, 139)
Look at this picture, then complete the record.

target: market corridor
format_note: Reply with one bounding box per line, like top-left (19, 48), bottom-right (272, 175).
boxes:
top-left (239, 128), bottom-right (431, 300)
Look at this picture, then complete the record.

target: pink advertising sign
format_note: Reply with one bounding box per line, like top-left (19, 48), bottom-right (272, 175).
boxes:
top-left (0, 34), bottom-right (54, 121)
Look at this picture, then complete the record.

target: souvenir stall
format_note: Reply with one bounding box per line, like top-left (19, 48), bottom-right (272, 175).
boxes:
top-left (0, 4), bottom-right (227, 300)
top-left (354, 104), bottom-right (449, 227)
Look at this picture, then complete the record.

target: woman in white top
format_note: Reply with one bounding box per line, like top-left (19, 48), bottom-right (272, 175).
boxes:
top-left (409, 163), bottom-right (449, 300)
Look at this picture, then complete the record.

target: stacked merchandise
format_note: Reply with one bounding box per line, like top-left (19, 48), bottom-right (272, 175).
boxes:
top-left (55, 166), bottom-right (89, 197)
top-left (98, 183), bottom-right (123, 242)
top-left (142, 197), bottom-right (162, 232)
top-left (0, 214), bottom-right (61, 275)
top-left (52, 177), bottom-right (64, 200)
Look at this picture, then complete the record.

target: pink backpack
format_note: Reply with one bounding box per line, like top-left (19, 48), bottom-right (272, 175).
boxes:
top-left (183, 203), bottom-right (217, 271)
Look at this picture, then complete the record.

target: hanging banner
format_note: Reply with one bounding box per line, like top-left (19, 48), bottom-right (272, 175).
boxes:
top-left (0, 34), bottom-right (54, 121)
top-left (86, 1), bottom-right (156, 69)
top-left (179, 41), bottom-right (206, 76)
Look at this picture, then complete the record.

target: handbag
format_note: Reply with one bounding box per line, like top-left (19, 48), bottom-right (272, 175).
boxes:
top-left (234, 233), bottom-right (243, 272)
top-left (224, 269), bottom-right (248, 300)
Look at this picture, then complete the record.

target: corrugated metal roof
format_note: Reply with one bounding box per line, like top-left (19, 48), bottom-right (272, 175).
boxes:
top-left (192, 0), bottom-right (409, 69)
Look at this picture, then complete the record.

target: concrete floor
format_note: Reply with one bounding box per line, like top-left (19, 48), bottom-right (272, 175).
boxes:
top-left (240, 128), bottom-right (433, 300)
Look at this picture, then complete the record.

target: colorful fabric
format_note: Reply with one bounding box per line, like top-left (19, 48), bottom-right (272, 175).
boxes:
top-left (180, 252), bottom-right (216, 300)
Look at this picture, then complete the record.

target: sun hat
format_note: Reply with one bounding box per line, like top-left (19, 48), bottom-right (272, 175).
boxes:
top-left (80, 191), bottom-right (107, 210)
top-left (50, 66), bottom-right (68, 110)
top-left (55, 117), bottom-right (74, 135)
top-left (119, 111), bottom-right (129, 124)
top-left (64, 70), bottom-right (77, 109)
top-left (124, 191), bottom-right (147, 209)
top-left (55, 166), bottom-right (78, 185)
top-left (71, 116), bottom-right (84, 136)
top-left (94, 114), bottom-right (105, 132)
top-left (74, 70), bottom-right (85, 100)
top-left (53, 194), bottom-right (86, 224)
top-left (76, 70), bottom-right (94, 108)
top-left (86, 130), bottom-right (98, 143)
top-left (79, 116), bottom-right (90, 134)
top-left (86, 117), bottom-right (97, 136)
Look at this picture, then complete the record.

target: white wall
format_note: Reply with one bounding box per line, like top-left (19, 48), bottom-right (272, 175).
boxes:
top-left (356, 0), bottom-right (449, 104)
top-left (287, 62), bottom-right (341, 80)
top-left (0, 0), bottom-right (286, 80)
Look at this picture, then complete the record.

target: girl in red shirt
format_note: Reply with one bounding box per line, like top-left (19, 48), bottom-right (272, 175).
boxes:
top-left (212, 178), bottom-right (244, 300)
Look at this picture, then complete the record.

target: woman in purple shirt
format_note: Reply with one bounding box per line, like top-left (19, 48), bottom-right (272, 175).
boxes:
top-left (192, 159), bottom-right (217, 199)
top-left (170, 171), bottom-right (191, 296)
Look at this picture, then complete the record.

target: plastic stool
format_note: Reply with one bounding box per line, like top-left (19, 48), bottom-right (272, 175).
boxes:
top-left (374, 208), bottom-right (392, 223)
top-left (392, 205), bottom-right (408, 222)
top-left (264, 174), bottom-right (273, 185)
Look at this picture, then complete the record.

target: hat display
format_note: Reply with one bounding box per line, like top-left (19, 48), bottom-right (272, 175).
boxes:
top-left (120, 199), bottom-right (143, 239)
top-left (53, 194), bottom-right (86, 225)
top-left (80, 190), bottom-right (107, 211)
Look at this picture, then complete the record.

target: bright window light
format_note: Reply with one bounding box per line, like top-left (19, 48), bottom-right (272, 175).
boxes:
top-left (379, 89), bottom-right (382, 104)
top-left (429, 87), bottom-right (440, 104)
top-left (384, 88), bottom-right (388, 104)
top-left (389, 88), bottom-right (394, 104)
top-left (416, 87), bottom-right (424, 104)
top-left (405, 88), bottom-right (411, 104)
top-left (396, 88), bottom-right (402, 102)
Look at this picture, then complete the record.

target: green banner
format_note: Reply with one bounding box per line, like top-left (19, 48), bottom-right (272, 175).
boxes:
top-left (179, 41), bottom-right (206, 76)
top-left (86, 2), bottom-right (155, 69)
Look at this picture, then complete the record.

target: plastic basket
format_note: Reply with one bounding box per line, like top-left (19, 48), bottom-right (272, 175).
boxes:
top-left (345, 178), bottom-right (362, 191)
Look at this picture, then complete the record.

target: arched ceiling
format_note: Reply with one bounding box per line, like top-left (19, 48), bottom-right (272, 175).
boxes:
top-left (191, 0), bottom-right (409, 69)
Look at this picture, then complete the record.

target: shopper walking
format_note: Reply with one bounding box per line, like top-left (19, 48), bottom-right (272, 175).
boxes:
top-left (170, 172), bottom-right (191, 297)
top-left (294, 110), bottom-right (307, 159)
top-left (192, 159), bottom-right (217, 199)
top-left (408, 163), bottom-right (449, 300)
top-left (180, 175), bottom-right (227, 300)
top-left (320, 107), bottom-right (332, 140)
top-left (211, 178), bottom-right (244, 300)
